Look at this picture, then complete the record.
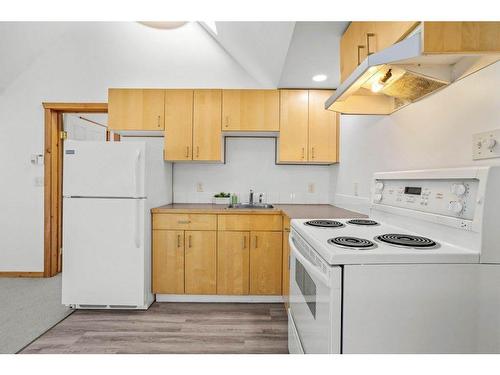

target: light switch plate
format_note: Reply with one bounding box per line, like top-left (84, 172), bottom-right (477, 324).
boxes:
top-left (473, 129), bottom-right (500, 160)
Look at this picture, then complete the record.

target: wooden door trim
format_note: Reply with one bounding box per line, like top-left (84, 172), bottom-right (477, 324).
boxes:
top-left (42, 102), bottom-right (108, 278)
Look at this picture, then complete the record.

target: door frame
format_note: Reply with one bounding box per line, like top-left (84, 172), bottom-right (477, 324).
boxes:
top-left (42, 103), bottom-right (108, 277)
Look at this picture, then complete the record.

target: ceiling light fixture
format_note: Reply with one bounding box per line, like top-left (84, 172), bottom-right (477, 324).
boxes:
top-left (138, 21), bottom-right (188, 30)
top-left (312, 74), bottom-right (328, 82)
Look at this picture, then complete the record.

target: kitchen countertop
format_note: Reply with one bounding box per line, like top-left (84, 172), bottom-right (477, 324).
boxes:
top-left (151, 203), bottom-right (366, 219)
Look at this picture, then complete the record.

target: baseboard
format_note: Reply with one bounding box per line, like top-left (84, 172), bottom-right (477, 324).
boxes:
top-left (0, 272), bottom-right (45, 278)
top-left (156, 294), bottom-right (284, 303)
top-left (333, 194), bottom-right (371, 215)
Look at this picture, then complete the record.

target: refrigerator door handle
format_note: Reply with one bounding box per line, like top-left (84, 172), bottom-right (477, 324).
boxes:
top-left (134, 199), bottom-right (141, 248)
top-left (134, 150), bottom-right (141, 197)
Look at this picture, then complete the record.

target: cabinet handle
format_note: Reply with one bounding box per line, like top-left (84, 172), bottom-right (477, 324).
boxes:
top-left (242, 236), bottom-right (246, 249)
top-left (301, 147), bottom-right (305, 159)
top-left (357, 45), bottom-right (366, 65)
top-left (157, 115), bottom-right (161, 128)
top-left (177, 234), bottom-right (181, 248)
top-left (196, 146), bottom-right (200, 158)
top-left (177, 220), bottom-right (191, 224)
top-left (224, 116), bottom-right (230, 128)
top-left (311, 147), bottom-right (315, 159)
top-left (366, 33), bottom-right (376, 56)
top-left (185, 146), bottom-right (190, 158)
top-left (255, 235), bottom-right (258, 248)
top-left (188, 235), bottom-right (192, 248)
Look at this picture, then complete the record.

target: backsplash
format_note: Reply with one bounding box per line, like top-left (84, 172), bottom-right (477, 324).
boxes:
top-left (173, 137), bottom-right (332, 204)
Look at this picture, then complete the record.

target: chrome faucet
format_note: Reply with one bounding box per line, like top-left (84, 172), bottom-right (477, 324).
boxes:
top-left (249, 189), bottom-right (254, 205)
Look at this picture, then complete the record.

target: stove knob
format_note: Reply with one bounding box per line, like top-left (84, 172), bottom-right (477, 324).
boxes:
top-left (374, 193), bottom-right (382, 203)
top-left (448, 201), bottom-right (463, 214)
top-left (375, 182), bottom-right (384, 192)
top-left (451, 183), bottom-right (466, 196)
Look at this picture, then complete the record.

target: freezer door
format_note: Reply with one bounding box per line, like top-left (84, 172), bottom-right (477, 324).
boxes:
top-left (62, 197), bottom-right (146, 307)
top-left (63, 140), bottom-right (146, 198)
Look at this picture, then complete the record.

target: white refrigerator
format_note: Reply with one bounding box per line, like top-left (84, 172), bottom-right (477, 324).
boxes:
top-left (62, 139), bottom-right (169, 309)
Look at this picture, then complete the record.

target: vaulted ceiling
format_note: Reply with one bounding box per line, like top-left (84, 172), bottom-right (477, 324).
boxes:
top-left (0, 21), bottom-right (348, 95)
top-left (202, 21), bottom-right (349, 88)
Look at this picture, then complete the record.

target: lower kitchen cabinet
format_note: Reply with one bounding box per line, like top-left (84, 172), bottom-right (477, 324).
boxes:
top-left (217, 231), bottom-right (250, 295)
top-left (249, 231), bottom-right (283, 295)
top-left (152, 212), bottom-right (284, 297)
top-left (185, 231), bottom-right (217, 294)
top-left (152, 230), bottom-right (185, 294)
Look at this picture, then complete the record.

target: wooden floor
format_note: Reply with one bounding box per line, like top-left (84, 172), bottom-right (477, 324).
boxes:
top-left (20, 303), bottom-right (288, 354)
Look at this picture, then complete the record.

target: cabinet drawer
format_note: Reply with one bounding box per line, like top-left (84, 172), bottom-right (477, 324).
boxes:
top-left (218, 214), bottom-right (282, 231)
top-left (153, 214), bottom-right (217, 230)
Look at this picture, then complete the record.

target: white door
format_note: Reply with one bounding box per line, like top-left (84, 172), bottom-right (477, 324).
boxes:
top-left (63, 140), bottom-right (145, 198)
top-left (289, 231), bottom-right (342, 353)
top-left (62, 197), bottom-right (145, 307)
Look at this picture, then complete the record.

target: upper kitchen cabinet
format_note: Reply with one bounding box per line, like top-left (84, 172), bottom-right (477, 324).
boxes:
top-left (193, 89), bottom-right (222, 161)
top-left (278, 90), bottom-right (309, 163)
top-left (222, 90), bottom-right (280, 131)
top-left (308, 90), bottom-right (339, 163)
top-left (339, 22), bottom-right (418, 83)
top-left (164, 89), bottom-right (194, 161)
top-left (164, 89), bottom-right (222, 162)
top-left (278, 90), bottom-right (338, 164)
top-left (340, 22), bottom-right (366, 84)
top-left (422, 22), bottom-right (500, 53)
top-left (108, 89), bottom-right (165, 131)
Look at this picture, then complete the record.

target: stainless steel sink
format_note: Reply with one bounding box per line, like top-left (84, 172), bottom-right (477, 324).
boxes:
top-left (227, 203), bottom-right (274, 209)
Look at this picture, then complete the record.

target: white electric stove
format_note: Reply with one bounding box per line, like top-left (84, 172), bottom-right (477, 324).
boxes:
top-left (288, 166), bottom-right (500, 354)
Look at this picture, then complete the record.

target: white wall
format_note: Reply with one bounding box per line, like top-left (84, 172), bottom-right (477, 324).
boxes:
top-left (173, 137), bottom-right (332, 204)
top-left (0, 22), bottom-right (260, 272)
top-left (331, 62), bottom-right (500, 213)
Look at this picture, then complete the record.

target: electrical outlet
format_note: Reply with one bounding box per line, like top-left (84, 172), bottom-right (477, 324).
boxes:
top-left (473, 129), bottom-right (500, 160)
top-left (196, 182), bottom-right (204, 192)
top-left (308, 183), bottom-right (315, 193)
top-left (354, 182), bottom-right (359, 196)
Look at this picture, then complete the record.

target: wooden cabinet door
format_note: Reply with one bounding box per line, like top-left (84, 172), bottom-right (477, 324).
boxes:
top-left (308, 90), bottom-right (339, 163)
top-left (108, 89), bottom-right (165, 131)
top-left (152, 230), bottom-right (184, 294)
top-left (370, 22), bottom-right (418, 53)
top-left (278, 90), bottom-right (309, 163)
top-left (222, 90), bottom-right (279, 131)
top-left (217, 231), bottom-right (250, 295)
top-left (184, 231), bottom-right (217, 294)
top-left (164, 89), bottom-right (193, 161)
top-left (422, 22), bottom-right (500, 53)
top-left (340, 22), bottom-right (366, 83)
top-left (193, 89), bottom-right (222, 161)
top-left (249, 231), bottom-right (282, 295)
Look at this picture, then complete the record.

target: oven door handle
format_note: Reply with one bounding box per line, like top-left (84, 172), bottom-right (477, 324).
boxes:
top-left (290, 237), bottom-right (330, 285)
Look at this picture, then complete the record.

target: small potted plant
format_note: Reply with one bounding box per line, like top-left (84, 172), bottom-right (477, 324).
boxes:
top-left (212, 192), bottom-right (231, 205)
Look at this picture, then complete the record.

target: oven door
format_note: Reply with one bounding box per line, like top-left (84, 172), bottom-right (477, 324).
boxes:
top-left (289, 232), bottom-right (342, 354)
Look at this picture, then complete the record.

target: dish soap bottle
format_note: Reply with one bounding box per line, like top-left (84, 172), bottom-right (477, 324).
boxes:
top-left (231, 193), bottom-right (238, 205)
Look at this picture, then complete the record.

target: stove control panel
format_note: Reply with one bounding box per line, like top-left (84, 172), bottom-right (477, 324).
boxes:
top-left (372, 178), bottom-right (479, 220)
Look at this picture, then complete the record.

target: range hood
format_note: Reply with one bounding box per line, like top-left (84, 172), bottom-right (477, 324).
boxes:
top-left (325, 31), bottom-right (500, 115)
